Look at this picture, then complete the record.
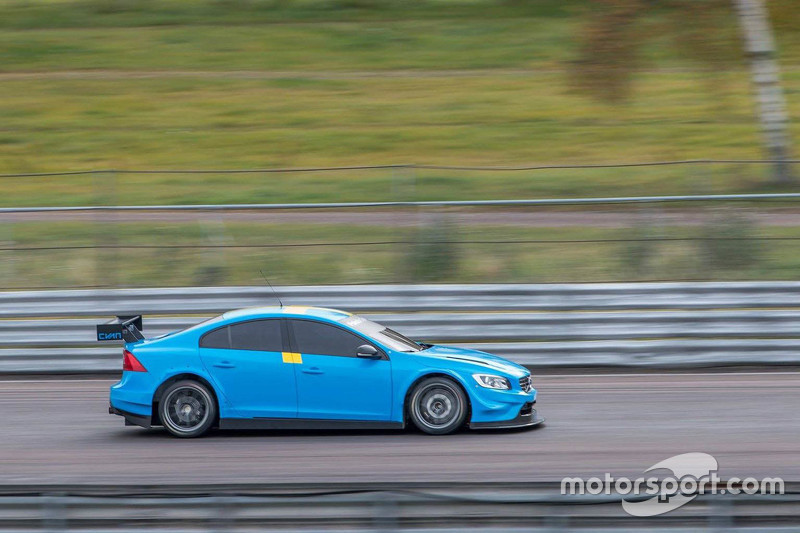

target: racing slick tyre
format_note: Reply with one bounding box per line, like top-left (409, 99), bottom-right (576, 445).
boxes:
top-left (408, 376), bottom-right (468, 435)
top-left (159, 380), bottom-right (216, 438)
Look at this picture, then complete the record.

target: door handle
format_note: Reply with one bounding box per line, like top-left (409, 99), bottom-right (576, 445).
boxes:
top-left (213, 361), bottom-right (235, 369)
top-left (302, 367), bottom-right (324, 375)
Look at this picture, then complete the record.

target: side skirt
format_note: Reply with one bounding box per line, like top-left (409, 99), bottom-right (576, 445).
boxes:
top-left (219, 418), bottom-right (405, 431)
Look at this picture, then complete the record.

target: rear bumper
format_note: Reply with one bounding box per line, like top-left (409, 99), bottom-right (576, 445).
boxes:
top-left (109, 404), bottom-right (152, 429)
top-left (110, 372), bottom-right (155, 417)
top-left (469, 402), bottom-right (545, 430)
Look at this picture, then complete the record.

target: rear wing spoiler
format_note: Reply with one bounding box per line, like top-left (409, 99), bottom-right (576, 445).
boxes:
top-left (97, 315), bottom-right (144, 343)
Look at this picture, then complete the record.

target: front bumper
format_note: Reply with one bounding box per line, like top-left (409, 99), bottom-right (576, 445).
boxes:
top-left (469, 401), bottom-right (545, 430)
top-left (109, 404), bottom-right (152, 429)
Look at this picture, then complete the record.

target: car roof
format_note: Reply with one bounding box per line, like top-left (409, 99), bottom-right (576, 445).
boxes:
top-left (222, 305), bottom-right (352, 322)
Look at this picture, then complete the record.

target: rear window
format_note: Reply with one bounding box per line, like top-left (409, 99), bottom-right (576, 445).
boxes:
top-left (200, 319), bottom-right (283, 352)
top-left (200, 326), bottom-right (229, 349)
top-left (230, 319), bottom-right (283, 352)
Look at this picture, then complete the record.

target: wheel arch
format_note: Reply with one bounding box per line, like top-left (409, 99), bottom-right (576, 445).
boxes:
top-left (152, 373), bottom-right (220, 426)
top-left (402, 371), bottom-right (472, 426)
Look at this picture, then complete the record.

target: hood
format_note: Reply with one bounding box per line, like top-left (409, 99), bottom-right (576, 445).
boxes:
top-left (415, 345), bottom-right (528, 377)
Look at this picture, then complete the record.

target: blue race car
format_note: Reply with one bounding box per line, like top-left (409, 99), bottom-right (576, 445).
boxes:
top-left (100, 306), bottom-right (543, 438)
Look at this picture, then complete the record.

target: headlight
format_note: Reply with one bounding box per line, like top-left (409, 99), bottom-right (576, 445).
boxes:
top-left (472, 373), bottom-right (511, 390)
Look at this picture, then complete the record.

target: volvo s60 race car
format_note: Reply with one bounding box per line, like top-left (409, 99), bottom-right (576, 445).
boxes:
top-left (100, 306), bottom-right (543, 438)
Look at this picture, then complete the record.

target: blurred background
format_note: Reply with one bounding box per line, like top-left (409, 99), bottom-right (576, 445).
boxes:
top-left (1, 1), bottom-right (800, 531)
top-left (1, 0), bottom-right (799, 289)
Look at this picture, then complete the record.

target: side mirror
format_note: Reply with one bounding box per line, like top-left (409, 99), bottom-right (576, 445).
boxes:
top-left (356, 344), bottom-right (380, 359)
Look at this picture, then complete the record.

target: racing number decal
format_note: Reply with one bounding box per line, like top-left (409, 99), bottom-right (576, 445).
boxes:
top-left (281, 352), bottom-right (303, 364)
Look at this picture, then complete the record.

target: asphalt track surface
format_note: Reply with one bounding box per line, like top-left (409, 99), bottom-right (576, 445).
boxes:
top-left (0, 372), bottom-right (797, 485)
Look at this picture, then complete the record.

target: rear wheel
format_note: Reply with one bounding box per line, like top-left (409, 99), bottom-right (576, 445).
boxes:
top-left (408, 377), bottom-right (468, 435)
top-left (159, 380), bottom-right (216, 438)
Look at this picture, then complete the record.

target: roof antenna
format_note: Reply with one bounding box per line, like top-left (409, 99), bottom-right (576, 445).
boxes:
top-left (259, 270), bottom-right (283, 308)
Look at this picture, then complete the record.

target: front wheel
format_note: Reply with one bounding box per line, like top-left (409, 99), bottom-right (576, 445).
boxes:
top-left (159, 380), bottom-right (216, 438)
top-left (408, 377), bottom-right (468, 435)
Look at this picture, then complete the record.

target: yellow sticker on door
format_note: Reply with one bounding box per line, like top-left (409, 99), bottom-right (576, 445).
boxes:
top-left (281, 352), bottom-right (303, 364)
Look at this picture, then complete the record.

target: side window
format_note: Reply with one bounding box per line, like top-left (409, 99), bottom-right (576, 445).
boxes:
top-left (200, 326), bottom-right (230, 349)
top-left (291, 319), bottom-right (373, 358)
top-left (229, 319), bottom-right (283, 352)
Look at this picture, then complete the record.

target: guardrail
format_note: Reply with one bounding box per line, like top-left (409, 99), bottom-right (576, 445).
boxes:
top-left (3, 282), bottom-right (800, 373)
top-left (6, 191), bottom-right (800, 213)
top-left (0, 482), bottom-right (796, 531)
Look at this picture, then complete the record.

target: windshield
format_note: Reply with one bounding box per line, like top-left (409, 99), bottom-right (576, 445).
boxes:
top-left (339, 315), bottom-right (421, 352)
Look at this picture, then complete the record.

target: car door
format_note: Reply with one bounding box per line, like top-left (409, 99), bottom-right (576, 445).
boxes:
top-left (198, 319), bottom-right (297, 419)
top-left (288, 318), bottom-right (393, 421)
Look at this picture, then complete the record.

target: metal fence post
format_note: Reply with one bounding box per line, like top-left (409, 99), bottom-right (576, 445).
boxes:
top-left (209, 494), bottom-right (233, 533)
top-left (371, 491), bottom-right (398, 533)
top-left (0, 207), bottom-right (13, 289)
top-left (392, 165), bottom-right (416, 283)
top-left (94, 170), bottom-right (119, 288)
top-left (41, 493), bottom-right (66, 533)
top-left (708, 496), bottom-right (735, 531)
top-left (543, 507), bottom-right (570, 532)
